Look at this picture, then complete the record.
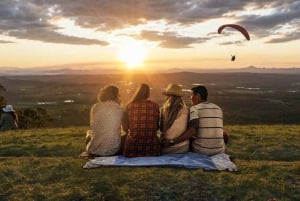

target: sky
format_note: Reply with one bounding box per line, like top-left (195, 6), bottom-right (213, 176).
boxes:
top-left (0, 0), bottom-right (299, 71)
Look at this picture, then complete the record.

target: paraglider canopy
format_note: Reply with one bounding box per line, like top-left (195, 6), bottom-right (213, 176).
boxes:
top-left (218, 24), bottom-right (250, 41)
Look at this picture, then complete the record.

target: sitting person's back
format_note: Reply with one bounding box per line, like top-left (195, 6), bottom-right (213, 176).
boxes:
top-left (122, 83), bottom-right (160, 157)
top-left (82, 85), bottom-right (124, 157)
top-left (189, 85), bottom-right (225, 155)
top-left (160, 83), bottom-right (189, 154)
top-left (190, 101), bottom-right (225, 155)
top-left (0, 105), bottom-right (18, 131)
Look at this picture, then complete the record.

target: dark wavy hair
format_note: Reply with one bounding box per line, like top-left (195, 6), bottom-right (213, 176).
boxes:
top-left (97, 85), bottom-right (120, 103)
top-left (191, 85), bottom-right (208, 100)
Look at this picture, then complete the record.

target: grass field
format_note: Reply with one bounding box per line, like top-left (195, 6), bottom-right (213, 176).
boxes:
top-left (0, 125), bottom-right (299, 201)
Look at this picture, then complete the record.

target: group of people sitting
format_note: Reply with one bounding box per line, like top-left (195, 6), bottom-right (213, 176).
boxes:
top-left (0, 105), bottom-right (18, 131)
top-left (80, 83), bottom-right (229, 158)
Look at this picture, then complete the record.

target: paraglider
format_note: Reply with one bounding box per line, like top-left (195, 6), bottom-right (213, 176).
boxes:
top-left (218, 24), bottom-right (250, 61)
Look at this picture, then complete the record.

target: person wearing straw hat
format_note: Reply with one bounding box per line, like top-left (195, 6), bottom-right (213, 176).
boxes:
top-left (0, 105), bottom-right (18, 131)
top-left (163, 85), bottom-right (227, 156)
top-left (160, 83), bottom-right (190, 154)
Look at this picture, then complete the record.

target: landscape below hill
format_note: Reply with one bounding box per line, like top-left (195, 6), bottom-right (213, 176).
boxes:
top-left (1, 71), bottom-right (300, 127)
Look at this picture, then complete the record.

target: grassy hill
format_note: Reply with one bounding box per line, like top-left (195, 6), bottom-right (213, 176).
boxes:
top-left (0, 125), bottom-right (299, 201)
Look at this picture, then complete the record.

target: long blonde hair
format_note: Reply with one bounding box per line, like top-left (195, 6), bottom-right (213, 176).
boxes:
top-left (162, 95), bottom-right (185, 132)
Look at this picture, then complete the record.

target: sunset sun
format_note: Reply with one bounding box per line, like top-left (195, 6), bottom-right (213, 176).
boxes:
top-left (119, 42), bottom-right (146, 69)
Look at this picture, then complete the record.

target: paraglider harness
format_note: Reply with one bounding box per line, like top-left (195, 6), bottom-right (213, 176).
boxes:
top-left (231, 55), bottom-right (236, 61)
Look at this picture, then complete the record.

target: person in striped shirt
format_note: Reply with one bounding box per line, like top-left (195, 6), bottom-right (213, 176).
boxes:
top-left (162, 85), bottom-right (227, 156)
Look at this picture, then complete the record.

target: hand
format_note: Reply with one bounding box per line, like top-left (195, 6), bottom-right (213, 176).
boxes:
top-left (223, 131), bottom-right (229, 144)
top-left (78, 151), bottom-right (89, 158)
top-left (160, 138), bottom-right (173, 148)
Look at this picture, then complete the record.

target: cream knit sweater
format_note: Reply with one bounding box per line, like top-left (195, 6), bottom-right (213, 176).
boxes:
top-left (86, 101), bottom-right (124, 156)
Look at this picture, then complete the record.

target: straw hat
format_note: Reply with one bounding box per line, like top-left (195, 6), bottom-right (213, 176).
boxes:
top-left (2, 105), bottom-right (15, 112)
top-left (162, 83), bottom-right (185, 97)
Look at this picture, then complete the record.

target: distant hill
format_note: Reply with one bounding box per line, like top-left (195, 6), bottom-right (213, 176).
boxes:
top-left (0, 66), bottom-right (121, 76)
top-left (1, 65), bottom-right (300, 75)
top-left (164, 66), bottom-right (300, 74)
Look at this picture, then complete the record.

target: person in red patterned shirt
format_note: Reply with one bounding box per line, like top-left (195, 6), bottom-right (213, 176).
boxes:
top-left (122, 83), bottom-right (160, 157)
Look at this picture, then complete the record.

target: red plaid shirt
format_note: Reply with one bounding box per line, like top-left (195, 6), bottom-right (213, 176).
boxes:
top-left (123, 100), bottom-right (160, 157)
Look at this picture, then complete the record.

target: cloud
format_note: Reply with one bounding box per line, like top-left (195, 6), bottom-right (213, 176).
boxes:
top-left (0, 40), bottom-right (14, 44)
top-left (134, 30), bottom-right (207, 48)
top-left (8, 28), bottom-right (109, 45)
top-left (0, 0), bottom-right (108, 45)
top-left (236, 0), bottom-right (300, 38)
top-left (218, 41), bottom-right (245, 46)
top-left (0, 0), bottom-right (299, 46)
top-left (266, 32), bottom-right (300, 43)
top-left (46, 0), bottom-right (247, 28)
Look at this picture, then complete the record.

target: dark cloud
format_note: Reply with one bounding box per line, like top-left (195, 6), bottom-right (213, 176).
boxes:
top-left (0, 0), bottom-right (299, 46)
top-left (266, 32), bottom-right (300, 43)
top-left (218, 41), bottom-right (245, 46)
top-left (47, 0), bottom-right (247, 28)
top-left (0, 40), bottom-right (14, 44)
top-left (9, 28), bottom-right (108, 45)
top-left (237, 0), bottom-right (300, 39)
top-left (0, 0), bottom-right (108, 45)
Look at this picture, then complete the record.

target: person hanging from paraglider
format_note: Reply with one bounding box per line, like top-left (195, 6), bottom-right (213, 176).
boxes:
top-left (217, 24), bottom-right (250, 62)
top-left (231, 55), bottom-right (236, 61)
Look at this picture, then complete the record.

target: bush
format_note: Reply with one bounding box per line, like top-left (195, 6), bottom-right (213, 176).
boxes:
top-left (17, 107), bottom-right (53, 129)
top-left (0, 82), bottom-right (6, 106)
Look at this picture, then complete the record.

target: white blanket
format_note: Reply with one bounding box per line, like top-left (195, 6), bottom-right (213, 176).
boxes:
top-left (83, 152), bottom-right (237, 171)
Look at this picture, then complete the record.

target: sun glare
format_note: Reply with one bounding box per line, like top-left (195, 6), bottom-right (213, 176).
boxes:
top-left (119, 42), bottom-right (146, 69)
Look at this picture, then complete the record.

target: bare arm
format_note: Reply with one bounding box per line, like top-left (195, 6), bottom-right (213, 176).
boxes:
top-left (121, 110), bottom-right (129, 134)
top-left (89, 104), bottom-right (96, 126)
top-left (159, 108), bottom-right (164, 132)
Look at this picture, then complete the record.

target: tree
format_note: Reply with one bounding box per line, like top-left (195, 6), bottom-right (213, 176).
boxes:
top-left (0, 83), bottom-right (6, 106)
top-left (17, 107), bottom-right (53, 129)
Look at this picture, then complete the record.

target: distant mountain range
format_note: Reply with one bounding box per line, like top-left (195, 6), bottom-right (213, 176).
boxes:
top-left (0, 65), bottom-right (300, 75)
top-left (164, 66), bottom-right (300, 74)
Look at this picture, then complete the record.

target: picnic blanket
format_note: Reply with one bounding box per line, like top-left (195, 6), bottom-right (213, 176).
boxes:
top-left (83, 152), bottom-right (237, 171)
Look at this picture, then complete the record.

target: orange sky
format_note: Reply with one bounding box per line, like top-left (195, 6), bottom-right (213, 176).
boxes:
top-left (0, 1), bottom-right (299, 70)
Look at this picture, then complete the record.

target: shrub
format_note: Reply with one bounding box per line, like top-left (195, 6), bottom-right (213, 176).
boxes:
top-left (17, 107), bottom-right (53, 129)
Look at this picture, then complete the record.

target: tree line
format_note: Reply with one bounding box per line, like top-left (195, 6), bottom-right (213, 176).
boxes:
top-left (1, 82), bottom-right (52, 129)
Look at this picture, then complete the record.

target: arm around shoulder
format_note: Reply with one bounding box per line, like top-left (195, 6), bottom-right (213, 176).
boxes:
top-left (175, 118), bottom-right (198, 142)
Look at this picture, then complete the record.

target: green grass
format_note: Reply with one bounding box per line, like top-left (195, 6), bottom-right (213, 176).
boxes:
top-left (0, 125), bottom-right (299, 201)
